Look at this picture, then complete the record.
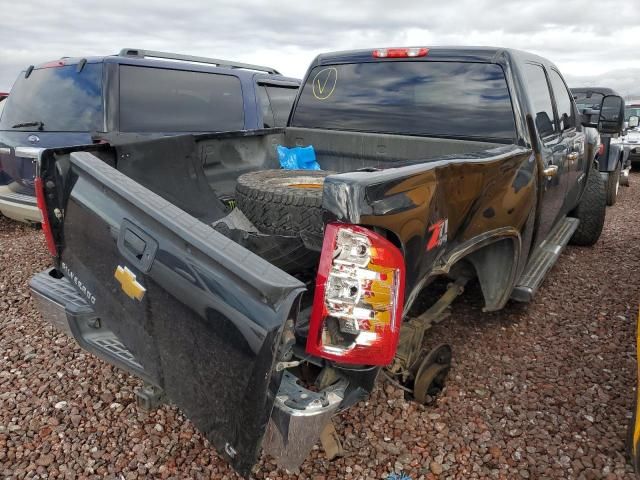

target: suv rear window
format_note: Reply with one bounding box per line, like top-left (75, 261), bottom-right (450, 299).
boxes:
top-left (0, 64), bottom-right (103, 132)
top-left (119, 66), bottom-right (244, 132)
top-left (291, 61), bottom-right (516, 141)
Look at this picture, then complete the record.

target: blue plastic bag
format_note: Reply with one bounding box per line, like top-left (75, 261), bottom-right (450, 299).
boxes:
top-left (277, 145), bottom-right (320, 170)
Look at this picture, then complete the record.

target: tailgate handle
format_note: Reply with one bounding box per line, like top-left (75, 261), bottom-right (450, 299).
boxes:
top-left (124, 230), bottom-right (147, 258)
top-left (117, 219), bottom-right (159, 273)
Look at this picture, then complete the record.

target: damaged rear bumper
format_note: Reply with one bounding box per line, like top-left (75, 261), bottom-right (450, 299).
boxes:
top-left (263, 371), bottom-right (348, 471)
top-left (29, 267), bottom-right (348, 472)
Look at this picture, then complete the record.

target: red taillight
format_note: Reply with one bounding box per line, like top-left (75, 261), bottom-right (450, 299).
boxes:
top-left (40, 60), bottom-right (65, 68)
top-left (305, 223), bottom-right (405, 365)
top-left (35, 177), bottom-right (57, 256)
top-left (598, 143), bottom-right (605, 157)
top-left (373, 47), bottom-right (429, 58)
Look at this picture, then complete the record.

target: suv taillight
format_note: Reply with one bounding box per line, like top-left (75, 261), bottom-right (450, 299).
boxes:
top-left (305, 223), bottom-right (405, 365)
top-left (34, 177), bottom-right (57, 256)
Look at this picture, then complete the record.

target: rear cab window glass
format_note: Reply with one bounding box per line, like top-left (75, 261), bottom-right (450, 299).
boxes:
top-left (0, 64), bottom-right (103, 132)
top-left (548, 70), bottom-right (575, 130)
top-left (291, 61), bottom-right (517, 142)
top-left (119, 65), bottom-right (244, 132)
top-left (523, 64), bottom-right (557, 138)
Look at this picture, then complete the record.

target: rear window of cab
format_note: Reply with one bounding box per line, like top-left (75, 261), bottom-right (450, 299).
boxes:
top-left (291, 61), bottom-right (517, 142)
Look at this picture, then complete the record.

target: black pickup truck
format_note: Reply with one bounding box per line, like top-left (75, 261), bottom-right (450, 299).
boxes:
top-left (28, 47), bottom-right (624, 477)
top-left (572, 87), bottom-right (631, 205)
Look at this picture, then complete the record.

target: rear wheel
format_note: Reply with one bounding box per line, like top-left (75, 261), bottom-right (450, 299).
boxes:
top-left (569, 164), bottom-right (606, 246)
top-left (605, 161), bottom-right (621, 206)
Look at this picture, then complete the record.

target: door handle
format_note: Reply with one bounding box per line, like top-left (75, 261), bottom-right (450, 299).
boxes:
top-left (567, 152), bottom-right (579, 163)
top-left (543, 165), bottom-right (558, 178)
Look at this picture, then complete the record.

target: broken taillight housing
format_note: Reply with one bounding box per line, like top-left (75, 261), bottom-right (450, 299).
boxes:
top-left (35, 177), bottom-right (57, 256)
top-left (306, 223), bottom-right (405, 365)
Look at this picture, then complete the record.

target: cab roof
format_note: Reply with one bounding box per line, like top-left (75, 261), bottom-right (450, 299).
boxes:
top-left (571, 87), bottom-right (621, 97)
top-left (310, 46), bottom-right (553, 68)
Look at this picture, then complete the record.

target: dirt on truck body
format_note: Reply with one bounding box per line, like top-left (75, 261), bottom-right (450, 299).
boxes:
top-left (28, 46), bottom-right (624, 477)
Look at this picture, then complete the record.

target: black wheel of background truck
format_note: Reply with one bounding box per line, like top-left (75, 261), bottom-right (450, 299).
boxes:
top-left (569, 164), bottom-right (607, 246)
top-left (235, 169), bottom-right (332, 238)
top-left (605, 161), bottom-right (621, 206)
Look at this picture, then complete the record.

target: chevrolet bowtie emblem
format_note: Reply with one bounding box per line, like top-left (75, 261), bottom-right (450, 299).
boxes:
top-left (114, 265), bottom-right (146, 301)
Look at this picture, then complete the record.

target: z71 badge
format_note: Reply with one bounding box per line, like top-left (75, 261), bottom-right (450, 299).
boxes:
top-left (426, 218), bottom-right (448, 251)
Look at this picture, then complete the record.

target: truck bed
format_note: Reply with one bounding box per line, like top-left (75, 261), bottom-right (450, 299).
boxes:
top-left (113, 128), bottom-right (501, 225)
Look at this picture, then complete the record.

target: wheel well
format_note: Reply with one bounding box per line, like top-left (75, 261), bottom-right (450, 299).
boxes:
top-left (460, 237), bottom-right (519, 312)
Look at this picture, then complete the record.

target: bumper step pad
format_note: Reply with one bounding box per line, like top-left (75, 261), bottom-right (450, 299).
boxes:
top-left (511, 217), bottom-right (579, 302)
top-left (29, 268), bottom-right (153, 383)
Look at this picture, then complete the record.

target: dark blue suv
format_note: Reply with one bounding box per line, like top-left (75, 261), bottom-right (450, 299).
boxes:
top-left (0, 48), bottom-right (299, 223)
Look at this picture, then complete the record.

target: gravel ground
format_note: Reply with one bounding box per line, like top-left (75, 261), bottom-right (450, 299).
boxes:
top-left (1, 175), bottom-right (639, 480)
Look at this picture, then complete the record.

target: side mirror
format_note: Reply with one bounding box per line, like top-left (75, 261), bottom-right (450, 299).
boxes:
top-left (629, 116), bottom-right (639, 128)
top-left (597, 95), bottom-right (625, 135)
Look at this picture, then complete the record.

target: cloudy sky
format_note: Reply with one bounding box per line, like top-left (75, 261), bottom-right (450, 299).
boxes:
top-left (2, 0), bottom-right (640, 98)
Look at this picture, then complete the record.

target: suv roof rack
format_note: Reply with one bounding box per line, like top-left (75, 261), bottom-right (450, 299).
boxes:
top-left (118, 48), bottom-right (280, 75)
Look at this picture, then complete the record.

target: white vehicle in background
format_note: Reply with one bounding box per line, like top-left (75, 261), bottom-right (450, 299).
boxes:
top-left (623, 104), bottom-right (640, 172)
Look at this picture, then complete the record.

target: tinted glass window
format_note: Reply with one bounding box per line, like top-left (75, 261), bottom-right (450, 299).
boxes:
top-left (523, 64), bottom-right (556, 137)
top-left (574, 92), bottom-right (604, 111)
top-left (263, 86), bottom-right (298, 126)
top-left (119, 66), bottom-right (244, 132)
top-left (0, 64), bottom-right (103, 132)
top-left (549, 70), bottom-right (575, 130)
top-left (291, 62), bottom-right (516, 141)
top-left (626, 107), bottom-right (640, 121)
top-left (257, 85), bottom-right (275, 127)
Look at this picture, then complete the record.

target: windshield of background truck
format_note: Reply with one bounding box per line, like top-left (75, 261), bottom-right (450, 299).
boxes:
top-left (291, 61), bottom-right (517, 142)
top-left (626, 107), bottom-right (640, 121)
top-left (574, 92), bottom-right (604, 111)
top-left (0, 64), bottom-right (103, 132)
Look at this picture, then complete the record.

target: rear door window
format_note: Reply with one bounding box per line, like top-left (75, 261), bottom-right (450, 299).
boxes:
top-left (0, 64), bottom-right (103, 132)
top-left (522, 64), bottom-right (557, 138)
top-left (548, 70), bottom-right (576, 131)
top-left (291, 61), bottom-right (516, 141)
top-left (119, 65), bottom-right (244, 132)
top-left (258, 85), bottom-right (298, 127)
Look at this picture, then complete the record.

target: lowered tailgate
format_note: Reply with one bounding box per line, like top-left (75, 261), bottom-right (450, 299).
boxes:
top-left (41, 150), bottom-right (305, 475)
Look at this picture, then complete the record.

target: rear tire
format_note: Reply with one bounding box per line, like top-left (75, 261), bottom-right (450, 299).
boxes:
top-left (569, 164), bottom-right (606, 246)
top-left (605, 162), bottom-right (621, 206)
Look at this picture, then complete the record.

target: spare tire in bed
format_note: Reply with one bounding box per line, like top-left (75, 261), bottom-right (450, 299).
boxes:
top-left (235, 169), bottom-right (332, 238)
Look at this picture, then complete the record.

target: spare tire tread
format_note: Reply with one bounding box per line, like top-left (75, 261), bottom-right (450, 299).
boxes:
top-left (235, 169), bottom-right (331, 237)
